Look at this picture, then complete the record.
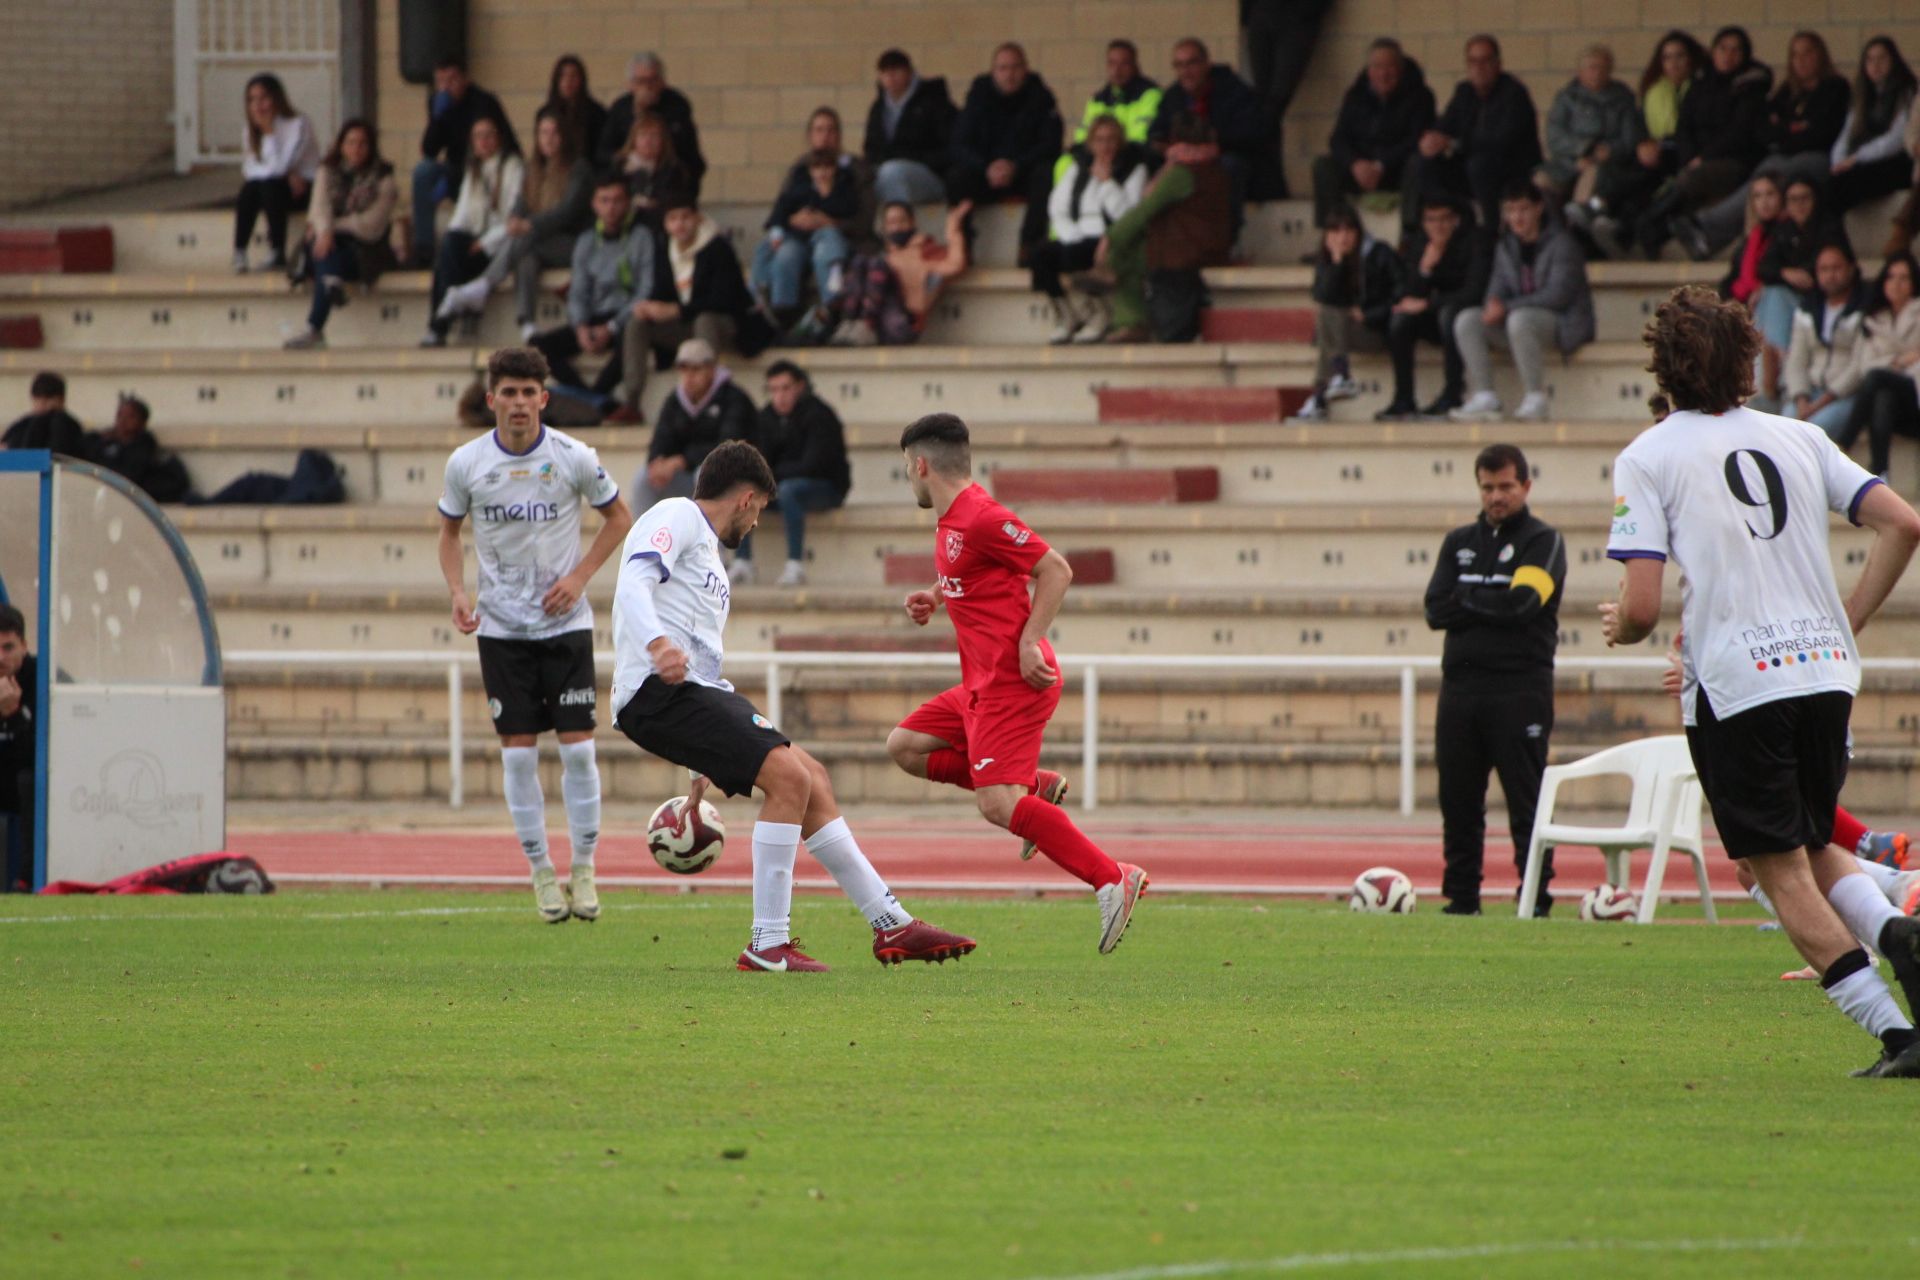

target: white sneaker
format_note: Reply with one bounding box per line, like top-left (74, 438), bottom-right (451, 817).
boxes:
top-left (531, 865), bottom-right (570, 923)
top-left (1072, 297), bottom-right (1112, 344)
top-left (1095, 863), bottom-right (1149, 954)
top-left (418, 329), bottom-right (447, 349)
top-left (1046, 297), bottom-right (1082, 344)
top-left (1513, 391), bottom-right (1551, 422)
top-left (1323, 373), bottom-right (1360, 401)
top-left (1448, 391), bottom-right (1503, 422)
top-left (437, 278), bottom-right (487, 320)
top-left (231, 251), bottom-right (250, 274)
top-left (729, 558), bottom-right (757, 586)
top-left (777, 560), bottom-right (807, 587)
top-left (1288, 394), bottom-right (1328, 423)
top-left (519, 321), bottom-right (539, 342)
top-left (569, 865), bottom-right (599, 921)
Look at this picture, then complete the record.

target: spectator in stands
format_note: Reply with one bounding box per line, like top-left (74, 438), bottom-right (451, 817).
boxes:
top-left (1715, 175), bottom-right (1789, 398)
top-left (1829, 37), bottom-right (1917, 216)
top-left (595, 53), bottom-right (705, 198)
top-left (1681, 31), bottom-right (1848, 259)
top-left (1243, 0), bottom-right (1335, 198)
top-left (529, 174), bottom-right (655, 419)
top-left (1031, 115), bottom-right (1147, 344)
top-left (1401, 35), bottom-right (1541, 234)
top-left (409, 57), bottom-right (517, 265)
top-left (620, 201), bottom-right (762, 412)
top-left (1841, 253), bottom-right (1920, 476)
top-left (946, 43), bottom-right (1063, 254)
top-left (233, 73), bottom-right (319, 273)
top-left (1451, 181), bottom-right (1594, 423)
top-left (632, 337), bottom-right (756, 510)
top-left (1150, 38), bottom-right (1263, 238)
top-left (1099, 114), bottom-right (1232, 344)
top-left (285, 119), bottom-right (400, 351)
top-left (86, 395), bottom-right (188, 504)
top-left (3, 372), bottom-right (85, 454)
top-left (732, 360), bottom-right (850, 587)
top-left (616, 111), bottom-right (695, 228)
top-left (1376, 195), bottom-right (1482, 420)
top-left (1571, 30), bottom-right (1706, 258)
top-left (436, 106), bottom-right (593, 342)
top-left (751, 114), bottom-right (867, 333)
top-left (0, 604), bottom-right (36, 893)
top-left (1294, 206), bottom-right (1403, 422)
top-left (542, 55), bottom-right (606, 159)
top-left (1537, 45), bottom-right (1640, 205)
top-left (1631, 26), bottom-right (1771, 259)
top-left (420, 117), bottom-right (523, 348)
top-left (1888, 73), bottom-right (1920, 256)
top-left (1754, 178), bottom-right (1848, 405)
top-left (1785, 242), bottom-right (1872, 440)
top-left (863, 49), bottom-right (957, 208)
top-left (1071, 40), bottom-right (1162, 148)
top-left (1312, 38), bottom-right (1435, 229)
top-left (826, 201), bottom-right (972, 347)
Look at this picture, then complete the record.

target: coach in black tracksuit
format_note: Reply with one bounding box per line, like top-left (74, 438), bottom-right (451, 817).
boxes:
top-left (1423, 443), bottom-right (1566, 916)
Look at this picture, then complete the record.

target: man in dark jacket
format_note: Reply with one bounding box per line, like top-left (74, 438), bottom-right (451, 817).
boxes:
top-left (1312, 38), bottom-right (1436, 227)
top-left (2, 371), bottom-right (87, 455)
top-left (87, 395), bottom-right (190, 503)
top-left (0, 604), bottom-right (37, 892)
top-left (945, 43), bottom-right (1063, 253)
top-left (732, 360), bottom-right (850, 587)
top-left (410, 57), bottom-right (519, 264)
top-left (616, 201), bottom-right (769, 421)
top-left (633, 338), bottom-right (757, 514)
top-left (1423, 443), bottom-right (1566, 916)
top-left (1400, 35), bottom-right (1541, 233)
top-left (594, 53), bottom-right (706, 198)
top-left (865, 49), bottom-right (957, 207)
top-left (1150, 38), bottom-right (1264, 237)
top-left (1377, 194), bottom-right (1486, 420)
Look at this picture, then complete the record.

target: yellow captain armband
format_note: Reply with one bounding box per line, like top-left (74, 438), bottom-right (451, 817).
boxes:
top-left (1510, 564), bottom-right (1556, 603)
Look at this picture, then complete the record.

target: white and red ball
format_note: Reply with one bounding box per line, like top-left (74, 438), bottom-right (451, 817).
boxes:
top-left (1349, 866), bottom-right (1417, 914)
top-left (1579, 883), bottom-right (1639, 921)
top-left (646, 796), bottom-right (727, 875)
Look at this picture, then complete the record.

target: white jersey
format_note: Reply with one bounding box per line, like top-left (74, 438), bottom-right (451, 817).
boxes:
top-left (438, 425), bottom-right (619, 640)
top-left (611, 498), bottom-right (733, 713)
top-left (1606, 406), bottom-right (1879, 725)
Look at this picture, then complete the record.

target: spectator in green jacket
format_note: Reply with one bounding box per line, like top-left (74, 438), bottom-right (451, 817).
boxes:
top-left (1537, 45), bottom-right (1642, 203)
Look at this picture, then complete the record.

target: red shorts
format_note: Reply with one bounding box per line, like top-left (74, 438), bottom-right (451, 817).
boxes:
top-left (897, 682), bottom-right (1061, 789)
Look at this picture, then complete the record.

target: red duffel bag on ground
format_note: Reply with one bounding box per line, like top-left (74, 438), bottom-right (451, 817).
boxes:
top-left (41, 853), bottom-right (274, 895)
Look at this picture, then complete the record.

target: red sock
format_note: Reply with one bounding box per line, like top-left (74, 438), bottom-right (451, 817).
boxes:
top-left (925, 749), bottom-right (975, 790)
top-left (1833, 805), bottom-right (1868, 854)
top-left (1010, 796), bottom-right (1121, 888)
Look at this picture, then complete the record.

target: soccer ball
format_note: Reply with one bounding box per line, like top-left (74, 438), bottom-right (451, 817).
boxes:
top-left (1349, 866), bottom-right (1417, 914)
top-left (646, 796), bottom-right (727, 875)
top-left (1579, 884), bottom-right (1639, 922)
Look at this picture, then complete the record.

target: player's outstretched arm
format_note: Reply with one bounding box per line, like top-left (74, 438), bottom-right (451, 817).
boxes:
top-left (1846, 483), bottom-right (1920, 637)
top-left (437, 514), bottom-right (479, 634)
top-left (1600, 557), bottom-right (1663, 648)
top-left (544, 496), bottom-right (635, 616)
top-left (1020, 549), bottom-right (1072, 689)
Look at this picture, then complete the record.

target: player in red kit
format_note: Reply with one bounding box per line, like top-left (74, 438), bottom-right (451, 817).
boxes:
top-left (886, 413), bottom-right (1148, 953)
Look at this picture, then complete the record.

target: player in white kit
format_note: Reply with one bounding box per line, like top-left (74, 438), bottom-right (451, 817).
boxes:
top-left (1602, 286), bottom-right (1920, 1077)
top-left (610, 440), bottom-right (975, 971)
top-left (438, 347), bottom-right (634, 922)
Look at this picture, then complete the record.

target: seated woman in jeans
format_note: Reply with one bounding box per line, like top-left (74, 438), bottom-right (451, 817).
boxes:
top-left (284, 120), bottom-right (400, 349)
top-left (233, 73), bottom-right (319, 273)
top-left (730, 360), bottom-right (850, 587)
top-left (419, 116), bottom-right (523, 348)
top-left (1840, 253), bottom-right (1920, 476)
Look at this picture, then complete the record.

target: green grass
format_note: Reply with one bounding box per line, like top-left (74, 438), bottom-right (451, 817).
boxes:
top-left (0, 891), bottom-right (1912, 1279)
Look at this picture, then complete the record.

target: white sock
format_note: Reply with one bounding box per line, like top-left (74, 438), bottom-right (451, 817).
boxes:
top-left (1830, 871), bottom-right (1902, 953)
top-left (1748, 883), bottom-right (1777, 919)
top-left (1825, 962), bottom-right (1913, 1038)
top-left (750, 820), bottom-right (802, 951)
top-left (805, 816), bottom-right (913, 930)
top-left (1851, 854), bottom-right (1904, 897)
top-left (500, 746), bottom-right (550, 871)
top-left (556, 739), bottom-right (601, 870)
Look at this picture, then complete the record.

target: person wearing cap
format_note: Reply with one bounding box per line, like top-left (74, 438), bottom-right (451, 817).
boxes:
top-left (87, 396), bottom-right (190, 503)
top-left (631, 338), bottom-right (757, 514)
top-left (617, 200), bottom-right (758, 422)
top-left (3, 372), bottom-right (86, 455)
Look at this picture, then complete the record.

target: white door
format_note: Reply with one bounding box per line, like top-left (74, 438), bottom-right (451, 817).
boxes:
top-left (174, 0), bottom-right (342, 171)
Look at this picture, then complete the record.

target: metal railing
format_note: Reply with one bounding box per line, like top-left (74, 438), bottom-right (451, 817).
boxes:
top-left (222, 650), bottom-right (1920, 812)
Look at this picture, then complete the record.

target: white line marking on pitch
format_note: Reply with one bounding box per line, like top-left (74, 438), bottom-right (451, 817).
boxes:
top-left (1017, 1236), bottom-right (1818, 1280)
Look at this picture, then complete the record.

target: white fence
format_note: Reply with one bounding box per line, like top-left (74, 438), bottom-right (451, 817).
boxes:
top-left (175, 0), bottom-right (341, 171)
top-left (217, 649), bottom-right (1920, 812)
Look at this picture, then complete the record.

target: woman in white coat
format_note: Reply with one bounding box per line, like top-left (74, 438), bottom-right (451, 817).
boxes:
top-left (233, 73), bottom-right (320, 272)
top-left (421, 115), bottom-right (524, 347)
top-left (1028, 115), bottom-right (1147, 343)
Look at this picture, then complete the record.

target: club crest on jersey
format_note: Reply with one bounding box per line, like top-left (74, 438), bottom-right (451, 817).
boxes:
top-left (488, 698), bottom-right (504, 720)
top-left (1498, 544), bottom-right (1515, 563)
top-left (945, 530), bottom-right (964, 560)
top-left (752, 714), bottom-right (774, 730)
top-left (651, 526), bottom-right (674, 553)
top-left (537, 461), bottom-right (555, 485)
top-left (1002, 521), bottom-right (1030, 546)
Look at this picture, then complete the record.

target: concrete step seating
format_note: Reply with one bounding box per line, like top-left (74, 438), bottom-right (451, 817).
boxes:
top-left (879, 549), bottom-right (1117, 585)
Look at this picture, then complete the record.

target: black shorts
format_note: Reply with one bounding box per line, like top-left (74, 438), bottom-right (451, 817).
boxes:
top-left (615, 676), bottom-right (791, 798)
top-left (477, 631), bottom-right (597, 736)
top-left (1686, 688), bottom-right (1851, 861)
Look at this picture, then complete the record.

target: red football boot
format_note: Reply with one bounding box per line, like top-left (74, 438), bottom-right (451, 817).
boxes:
top-left (872, 919), bottom-right (978, 966)
top-left (1018, 770), bottom-right (1071, 861)
top-left (736, 940), bottom-right (831, 972)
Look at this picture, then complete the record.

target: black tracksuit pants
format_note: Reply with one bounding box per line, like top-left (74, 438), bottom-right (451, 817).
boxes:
top-left (1436, 673), bottom-right (1554, 909)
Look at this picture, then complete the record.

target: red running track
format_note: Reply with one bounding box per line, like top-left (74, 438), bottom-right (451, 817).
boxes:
top-left (229, 819), bottom-right (1749, 901)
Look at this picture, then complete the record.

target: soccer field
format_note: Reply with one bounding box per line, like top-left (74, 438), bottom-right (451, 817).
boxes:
top-left (0, 891), bottom-right (1909, 1279)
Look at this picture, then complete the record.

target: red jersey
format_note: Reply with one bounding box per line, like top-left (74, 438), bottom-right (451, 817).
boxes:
top-left (934, 483), bottom-right (1055, 696)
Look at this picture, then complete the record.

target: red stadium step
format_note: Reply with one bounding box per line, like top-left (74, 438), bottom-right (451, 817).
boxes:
top-left (882, 549), bottom-right (1116, 586)
top-left (991, 468), bottom-right (1219, 505)
top-left (0, 227), bottom-right (114, 274)
top-left (1096, 386), bottom-right (1311, 424)
top-left (0, 316), bottom-right (45, 349)
top-left (1200, 307), bottom-right (1315, 343)
top-left (773, 631), bottom-right (954, 653)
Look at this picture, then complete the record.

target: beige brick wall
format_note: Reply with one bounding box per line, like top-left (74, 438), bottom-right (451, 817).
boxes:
top-left (0, 0), bottom-right (174, 210)
top-left (371, 0), bottom-right (1920, 207)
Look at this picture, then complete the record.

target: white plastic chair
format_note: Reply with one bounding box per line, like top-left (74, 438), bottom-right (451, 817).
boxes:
top-left (1517, 735), bottom-right (1713, 924)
